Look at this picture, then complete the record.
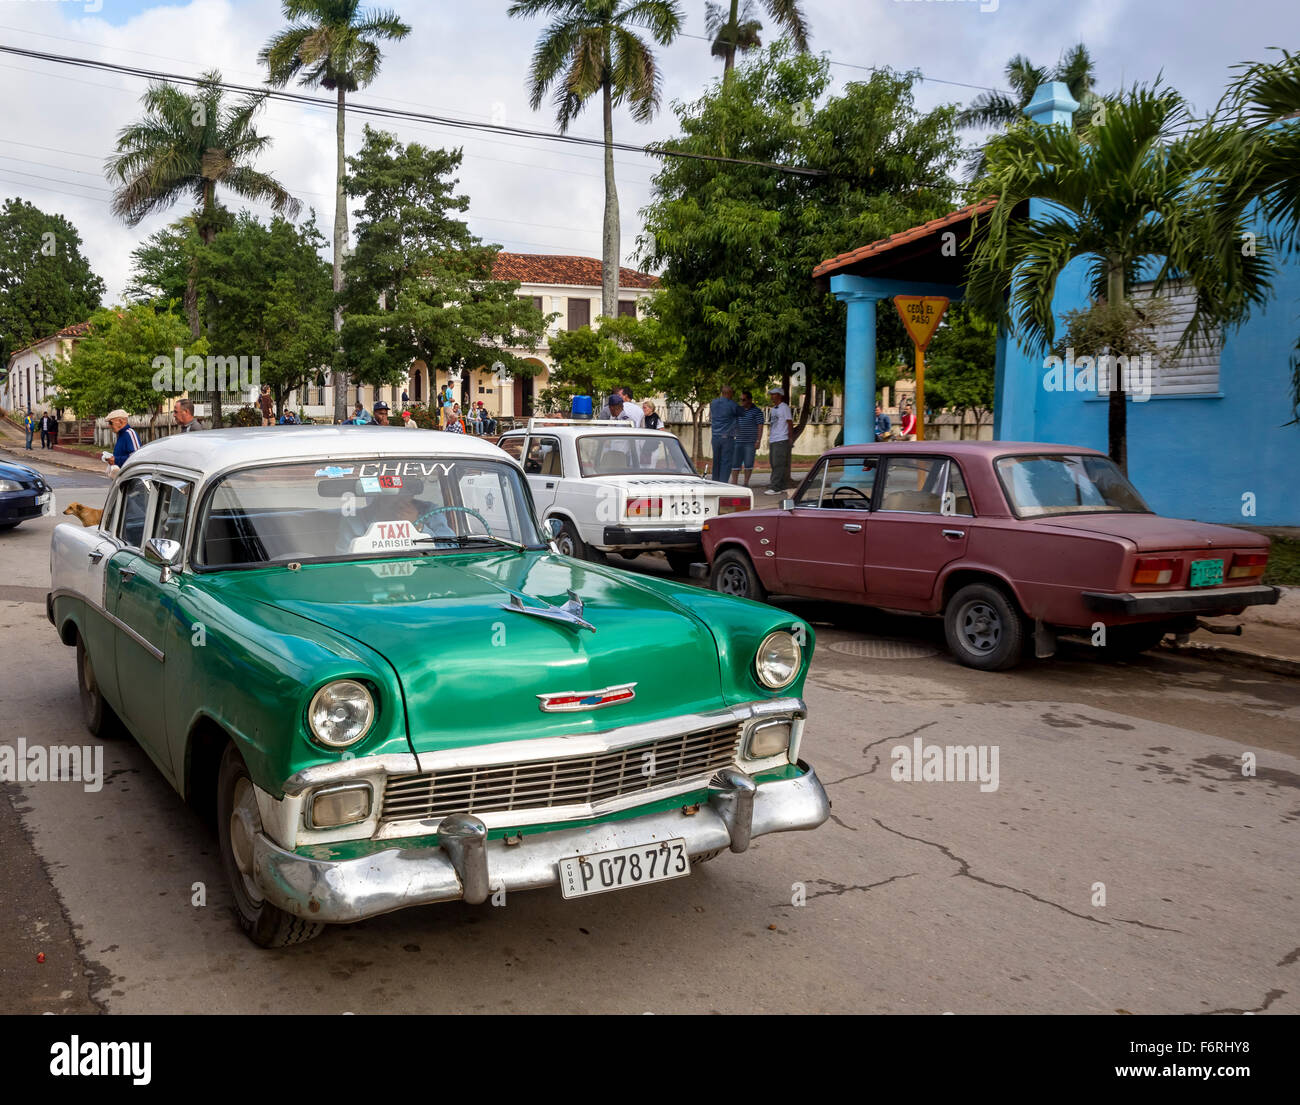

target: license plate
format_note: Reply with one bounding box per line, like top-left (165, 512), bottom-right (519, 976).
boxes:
top-left (37, 491), bottom-right (54, 516)
top-left (666, 495), bottom-right (709, 517)
top-left (1190, 559), bottom-right (1223, 588)
top-left (557, 838), bottom-right (691, 899)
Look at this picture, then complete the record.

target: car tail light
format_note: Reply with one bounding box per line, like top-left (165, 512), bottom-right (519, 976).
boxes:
top-left (1228, 552), bottom-right (1268, 579)
top-left (718, 496), bottom-right (750, 515)
top-left (1132, 557), bottom-right (1177, 585)
top-left (626, 497), bottom-right (662, 519)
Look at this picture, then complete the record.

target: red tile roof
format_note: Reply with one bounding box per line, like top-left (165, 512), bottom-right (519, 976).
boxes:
top-left (5, 320), bottom-right (93, 364)
top-left (492, 252), bottom-right (659, 289)
top-left (812, 198), bottom-right (999, 279)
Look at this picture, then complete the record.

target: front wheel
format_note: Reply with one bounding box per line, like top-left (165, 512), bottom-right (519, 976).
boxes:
top-left (711, 549), bottom-right (767, 602)
top-left (217, 743), bottom-right (323, 948)
top-left (943, 582), bottom-right (1027, 671)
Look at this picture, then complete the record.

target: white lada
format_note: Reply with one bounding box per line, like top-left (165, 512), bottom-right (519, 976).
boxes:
top-left (497, 419), bottom-right (752, 573)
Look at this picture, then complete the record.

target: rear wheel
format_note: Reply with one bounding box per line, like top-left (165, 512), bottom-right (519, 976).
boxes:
top-left (711, 549), bottom-right (767, 602)
top-left (944, 582), bottom-right (1027, 671)
top-left (217, 743), bottom-right (324, 948)
top-left (76, 633), bottom-right (123, 739)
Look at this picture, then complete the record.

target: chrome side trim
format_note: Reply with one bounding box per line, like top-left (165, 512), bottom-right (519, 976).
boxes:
top-left (49, 587), bottom-right (164, 662)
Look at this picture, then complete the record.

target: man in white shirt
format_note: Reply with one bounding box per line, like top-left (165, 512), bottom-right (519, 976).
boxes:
top-left (619, 387), bottom-right (645, 427)
top-left (764, 387), bottom-right (793, 494)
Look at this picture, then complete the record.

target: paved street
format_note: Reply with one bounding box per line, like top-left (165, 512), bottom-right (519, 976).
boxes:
top-left (2, 455), bottom-right (1298, 1014)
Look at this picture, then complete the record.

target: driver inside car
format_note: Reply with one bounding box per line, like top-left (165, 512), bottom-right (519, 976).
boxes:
top-left (338, 488), bottom-right (458, 553)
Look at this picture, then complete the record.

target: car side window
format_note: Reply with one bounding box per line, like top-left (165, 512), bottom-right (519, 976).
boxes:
top-left (524, 435), bottom-right (562, 476)
top-left (795, 458), bottom-right (878, 509)
top-left (116, 477), bottom-right (152, 548)
top-left (879, 457), bottom-right (947, 514)
top-left (941, 462), bottom-right (974, 517)
top-left (498, 436), bottom-right (524, 462)
top-left (152, 481), bottom-right (193, 544)
top-left (793, 461), bottom-right (828, 507)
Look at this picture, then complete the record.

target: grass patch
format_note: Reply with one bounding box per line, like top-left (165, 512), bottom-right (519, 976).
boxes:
top-left (1264, 535), bottom-right (1300, 586)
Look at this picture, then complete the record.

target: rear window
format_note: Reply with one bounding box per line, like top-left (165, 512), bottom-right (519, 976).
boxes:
top-left (996, 454), bottom-right (1151, 517)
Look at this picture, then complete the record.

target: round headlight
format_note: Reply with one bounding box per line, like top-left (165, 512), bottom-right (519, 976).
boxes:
top-left (755, 631), bottom-right (801, 690)
top-left (308, 680), bottom-right (375, 748)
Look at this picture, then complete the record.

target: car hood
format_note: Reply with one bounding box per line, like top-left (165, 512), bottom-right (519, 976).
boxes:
top-left (0, 459), bottom-right (42, 484)
top-left (1036, 513), bottom-right (1268, 552)
top-left (214, 551), bottom-right (727, 759)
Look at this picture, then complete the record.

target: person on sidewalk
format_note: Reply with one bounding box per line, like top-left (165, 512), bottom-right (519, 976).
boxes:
top-left (100, 410), bottom-right (140, 476)
top-left (39, 411), bottom-right (56, 449)
top-left (763, 388), bottom-right (793, 495)
top-left (709, 385), bottom-right (740, 483)
top-left (874, 403), bottom-right (892, 441)
top-left (731, 391), bottom-right (764, 487)
top-left (258, 384), bottom-right (275, 427)
top-left (175, 398), bottom-right (200, 433)
top-left (24, 410), bottom-right (35, 450)
top-left (619, 387), bottom-right (645, 427)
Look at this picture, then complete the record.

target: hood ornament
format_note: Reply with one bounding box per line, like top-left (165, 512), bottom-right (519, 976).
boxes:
top-left (538, 682), bottom-right (636, 712)
top-left (500, 588), bottom-right (595, 633)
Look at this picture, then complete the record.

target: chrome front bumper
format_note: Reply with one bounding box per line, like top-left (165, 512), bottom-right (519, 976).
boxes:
top-left (252, 763), bottom-right (829, 924)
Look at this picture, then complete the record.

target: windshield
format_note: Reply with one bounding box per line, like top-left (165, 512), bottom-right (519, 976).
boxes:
top-left (576, 434), bottom-right (696, 477)
top-left (197, 457), bottom-right (542, 568)
top-left (996, 454), bottom-right (1151, 518)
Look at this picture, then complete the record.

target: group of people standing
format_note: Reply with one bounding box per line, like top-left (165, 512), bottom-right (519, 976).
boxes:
top-left (22, 410), bottom-right (60, 450)
top-left (708, 386), bottom-right (794, 495)
top-left (599, 386), bottom-right (662, 428)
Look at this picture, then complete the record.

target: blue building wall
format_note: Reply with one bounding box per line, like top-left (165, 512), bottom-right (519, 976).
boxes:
top-left (994, 217), bottom-right (1300, 526)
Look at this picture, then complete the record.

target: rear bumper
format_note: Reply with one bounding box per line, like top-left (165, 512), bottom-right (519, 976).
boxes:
top-left (601, 525), bottom-right (702, 550)
top-left (252, 762), bottom-right (830, 923)
top-left (1082, 584), bottom-right (1280, 616)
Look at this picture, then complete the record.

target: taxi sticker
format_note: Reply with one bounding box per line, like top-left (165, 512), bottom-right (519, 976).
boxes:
top-left (349, 520), bottom-right (428, 553)
top-left (315, 466), bottom-right (355, 478)
top-left (359, 476), bottom-right (381, 494)
top-left (379, 475), bottom-right (403, 489)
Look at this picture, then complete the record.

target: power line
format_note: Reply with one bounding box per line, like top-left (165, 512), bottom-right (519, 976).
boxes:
top-left (0, 43), bottom-right (828, 178)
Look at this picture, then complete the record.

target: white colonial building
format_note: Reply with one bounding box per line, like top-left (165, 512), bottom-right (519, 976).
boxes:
top-left (287, 252), bottom-right (660, 422)
top-left (1, 321), bottom-right (91, 414)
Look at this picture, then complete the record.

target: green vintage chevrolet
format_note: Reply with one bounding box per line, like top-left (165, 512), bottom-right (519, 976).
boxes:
top-left (48, 427), bottom-right (828, 946)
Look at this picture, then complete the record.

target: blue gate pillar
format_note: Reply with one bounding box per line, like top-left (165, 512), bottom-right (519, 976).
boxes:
top-left (832, 279), bottom-right (882, 445)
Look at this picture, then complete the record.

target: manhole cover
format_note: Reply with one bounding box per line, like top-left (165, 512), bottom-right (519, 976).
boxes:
top-left (827, 638), bottom-right (939, 660)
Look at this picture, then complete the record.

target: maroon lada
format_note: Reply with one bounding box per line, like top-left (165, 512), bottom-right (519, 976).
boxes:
top-left (694, 442), bottom-right (1279, 670)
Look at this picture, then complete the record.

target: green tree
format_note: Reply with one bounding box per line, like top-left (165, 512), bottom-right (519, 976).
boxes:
top-left (47, 303), bottom-right (207, 420)
top-left (339, 127), bottom-right (547, 391)
top-left (197, 211), bottom-right (334, 415)
top-left (508, 0), bottom-right (683, 320)
top-left (260, 0), bottom-right (412, 425)
top-left (124, 218), bottom-right (197, 307)
top-left (956, 43), bottom-right (1099, 178)
top-left (921, 306), bottom-right (997, 437)
top-left (707, 0), bottom-right (809, 75)
top-left (964, 84), bottom-right (1272, 472)
top-left (0, 199), bottom-right (105, 366)
top-left (641, 44), bottom-right (961, 443)
top-left (105, 70), bottom-right (299, 426)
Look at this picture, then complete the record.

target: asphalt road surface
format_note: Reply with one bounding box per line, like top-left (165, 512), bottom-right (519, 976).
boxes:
top-left (2, 456), bottom-right (1297, 1014)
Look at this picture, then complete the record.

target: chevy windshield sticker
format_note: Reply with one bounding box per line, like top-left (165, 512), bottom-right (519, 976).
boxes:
top-left (315, 465), bottom-right (355, 478)
top-left (357, 461), bottom-right (456, 478)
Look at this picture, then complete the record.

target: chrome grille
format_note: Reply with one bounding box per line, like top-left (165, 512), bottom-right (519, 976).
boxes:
top-left (381, 722), bottom-right (742, 823)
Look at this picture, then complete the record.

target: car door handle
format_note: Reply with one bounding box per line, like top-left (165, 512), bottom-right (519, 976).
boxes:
top-left (942, 529), bottom-right (965, 539)
top-left (842, 523), bottom-right (863, 533)
top-left (88, 549), bottom-right (105, 563)
top-left (119, 568), bottom-right (137, 583)
top-left (546, 482), bottom-right (555, 489)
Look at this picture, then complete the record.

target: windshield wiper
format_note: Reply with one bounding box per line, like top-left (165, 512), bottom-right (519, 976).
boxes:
top-left (411, 533), bottom-right (527, 552)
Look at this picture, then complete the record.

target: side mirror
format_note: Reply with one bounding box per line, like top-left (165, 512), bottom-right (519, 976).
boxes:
top-left (545, 517), bottom-right (563, 551)
top-left (781, 498), bottom-right (796, 511)
top-left (145, 536), bottom-right (182, 582)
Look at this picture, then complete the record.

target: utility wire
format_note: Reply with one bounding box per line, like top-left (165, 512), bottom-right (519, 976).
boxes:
top-left (0, 43), bottom-right (828, 178)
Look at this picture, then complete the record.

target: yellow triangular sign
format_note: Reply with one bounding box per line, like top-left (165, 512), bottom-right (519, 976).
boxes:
top-left (893, 296), bottom-right (949, 352)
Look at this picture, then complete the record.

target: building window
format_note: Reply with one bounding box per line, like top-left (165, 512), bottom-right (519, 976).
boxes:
top-left (567, 298), bottom-right (590, 330)
top-left (617, 300), bottom-right (637, 318)
top-left (532, 296), bottom-right (544, 314)
top-left (1100, 279), bottom-right (1222, 396)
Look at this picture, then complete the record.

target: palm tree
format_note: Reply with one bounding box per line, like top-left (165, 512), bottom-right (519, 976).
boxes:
top-left (958, 44), bottom-right (1099, 178)
top-left (708, 0), bottom-right (809, 75)
top-left (509, 1), bottom-right (683, 320)
top-left (106, 71), bottom-right (300, 427)
top-left (964, 85), bottom-right (1272, 472)
top-left (260, 0), bottom-right (411, 425)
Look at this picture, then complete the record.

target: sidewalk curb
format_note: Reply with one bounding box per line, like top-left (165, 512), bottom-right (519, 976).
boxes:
top-left (1162, 640), bottom-right (1300, 679)
top-left (0, 442), bottom-right (103, 476)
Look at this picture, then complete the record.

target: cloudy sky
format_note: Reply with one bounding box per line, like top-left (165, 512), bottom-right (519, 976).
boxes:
top-left (0, 0), bottom-right (1296, 303)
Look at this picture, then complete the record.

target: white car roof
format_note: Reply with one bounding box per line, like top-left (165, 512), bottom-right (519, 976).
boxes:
top-left (502, 422), bottom-right (679, 438)
top-left (121, 426), bottom-right (513, 476)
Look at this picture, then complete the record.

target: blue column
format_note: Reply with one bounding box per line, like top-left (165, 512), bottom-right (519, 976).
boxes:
top-left (840, 291), bottom-right (877, 445)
